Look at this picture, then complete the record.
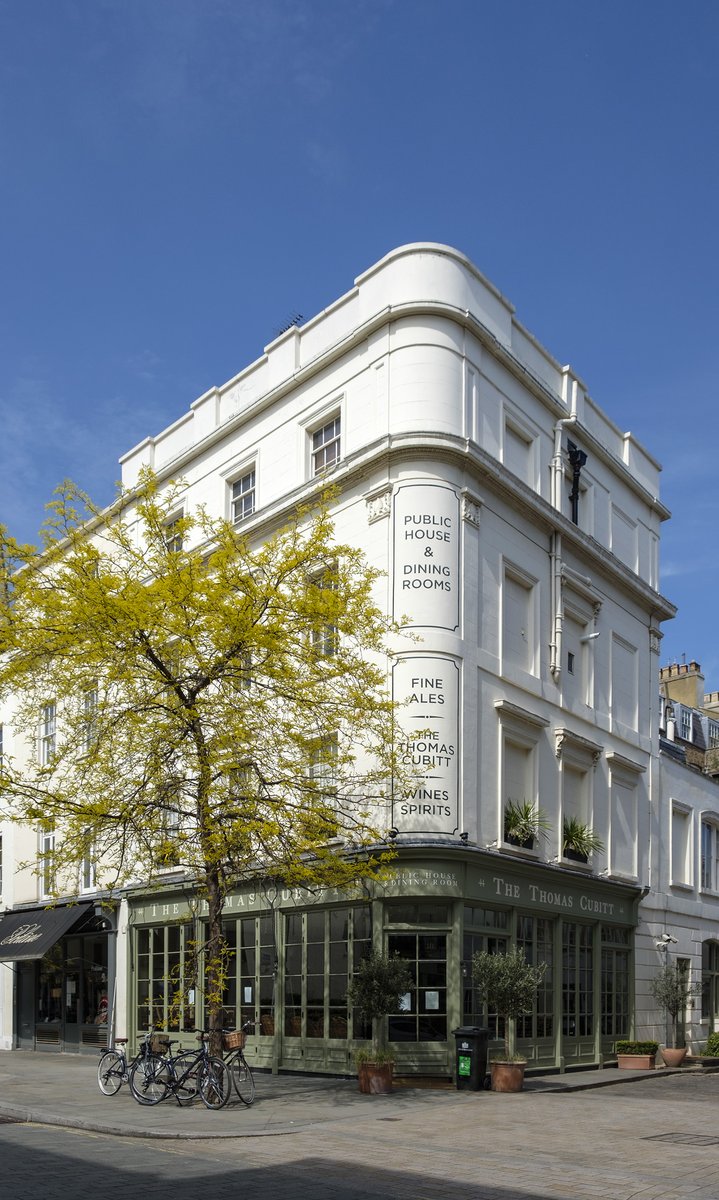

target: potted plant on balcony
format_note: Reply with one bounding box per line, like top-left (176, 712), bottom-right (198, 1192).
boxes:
top-left (649, 962), bottom-right (699, 1067)
top-left (347, 951), bottom-right (414, 1094)
top-left (562, 816), bottom-right (604, 864)
top-left (504, 799), bottom-right (550, 850)
top-left (471, 946), bottom-right (546, 1091)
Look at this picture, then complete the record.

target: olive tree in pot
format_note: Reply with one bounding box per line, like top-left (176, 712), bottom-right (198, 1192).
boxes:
top-left (649, 962), bottom-right (700, 1067)
top-left (471, 947), bottom-right (546, 1091)
top-left (346, 951), bottom-right (414, 1093)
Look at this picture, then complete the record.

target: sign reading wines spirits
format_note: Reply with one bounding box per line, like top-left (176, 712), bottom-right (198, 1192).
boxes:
top-left (393, 484), bottom-right (459, 630)
top-left (393, 656), bottom-right (459, 836)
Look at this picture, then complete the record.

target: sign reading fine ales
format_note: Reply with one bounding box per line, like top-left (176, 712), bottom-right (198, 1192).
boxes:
top-left (392, 484), bottom-right (459, 630)
top-left (393, 656), bottom-right (459, 836)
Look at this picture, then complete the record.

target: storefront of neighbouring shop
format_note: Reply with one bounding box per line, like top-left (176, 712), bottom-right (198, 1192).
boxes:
top-left (125, 846), bottom-right (641, 1077)
top-left (0, 902), bottom-right (116, 1053)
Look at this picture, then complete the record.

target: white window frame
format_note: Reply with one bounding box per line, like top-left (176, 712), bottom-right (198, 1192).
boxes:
top-left (39, 702), bottom-right (56, 767)
top-left (82, 686), bottom-right (98, 754)
top-left (40, 824), bottom-right (56, 899)
top-left (310, 412), bottom-right (341, 476)
top-left (501, 561), bottom-right (539, 677)
top-left (670, 802), bottom-right (693, 889)
top-left (701, 817), bottom-right (719, 893)
top-left (164, 512), bottom-right (184, 554)
top-left (230, 466), bottom-right (256, 526)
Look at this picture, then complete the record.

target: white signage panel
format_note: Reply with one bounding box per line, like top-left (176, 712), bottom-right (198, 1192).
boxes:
top-left (393, 656), bottom-right (459, 835)
top-left (393, 484), bottom-right (459, 630)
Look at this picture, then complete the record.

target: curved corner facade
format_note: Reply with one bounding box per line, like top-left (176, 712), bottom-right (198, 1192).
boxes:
top-left (0, 244), bottom-right (678, 1074)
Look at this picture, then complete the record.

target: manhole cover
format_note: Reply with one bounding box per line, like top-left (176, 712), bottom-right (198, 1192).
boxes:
top-left (645, 1133), bottom-right (719, 1146)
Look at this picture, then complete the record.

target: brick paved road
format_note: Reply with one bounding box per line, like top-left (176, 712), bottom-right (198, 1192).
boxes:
top-left (5, 1072), bottom-right (719, 1200)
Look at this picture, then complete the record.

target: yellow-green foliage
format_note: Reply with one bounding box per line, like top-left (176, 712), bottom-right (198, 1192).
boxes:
top-left (0, 472), bottom-right (410, 1033)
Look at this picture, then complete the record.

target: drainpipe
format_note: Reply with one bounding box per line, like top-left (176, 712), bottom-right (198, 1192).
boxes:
top-left (549, 405), bottom-right (577, 681)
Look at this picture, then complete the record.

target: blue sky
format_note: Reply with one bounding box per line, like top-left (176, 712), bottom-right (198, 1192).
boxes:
top-left (1, 0), bottom-right (717, 682)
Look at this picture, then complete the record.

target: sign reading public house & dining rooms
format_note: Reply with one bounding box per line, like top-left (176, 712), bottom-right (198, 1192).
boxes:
top-left (392, 484), bottom-right (459, 630)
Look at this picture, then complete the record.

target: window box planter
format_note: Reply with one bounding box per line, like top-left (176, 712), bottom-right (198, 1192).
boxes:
top-left (615, 1040), bottom-right (658, 1069)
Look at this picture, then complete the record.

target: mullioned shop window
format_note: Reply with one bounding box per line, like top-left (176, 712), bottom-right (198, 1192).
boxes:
top-left (284, 905), bottom-right (372, 1040)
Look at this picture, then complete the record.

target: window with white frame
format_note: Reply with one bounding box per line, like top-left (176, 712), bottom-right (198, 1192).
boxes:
top-left (309, 735), bottom-right (338, 802)
top-left (164, 513), bottom-right (184, 553)
top-left (81, 834), bottom-right (96, 892)
top-left (231, 467), bottom-right (256, 525)
top-left (709, 720), bottom-right (719, 750)
top-left (494, 700), bottom-right (549, 849)
top-left (606, 752), bottom-right (645, 878)
top-left (310, 563), bottom-right (338, 657)
top-left (701, 819), bottom-right (719, 891)
top-left (671, 805), bottom-right (691, 887)
top-left (679, 707), bottom-right (692, 742)
top-left (40, 824), bottom-right (55, 898)
top-left (610, 635), bottom-right (638, 732)
top-left (39, 702), bottom-right (56, 767)
top-left (311, 415), bottom-right (341, 475)
top-left (502, 565), bottom-right (536, 675)
top-left (503, 417), bottom-right (534, 487)
top-left (0, 834), bottom-right (3, 898)
top-left (82, 686), bottom-right (98, 753)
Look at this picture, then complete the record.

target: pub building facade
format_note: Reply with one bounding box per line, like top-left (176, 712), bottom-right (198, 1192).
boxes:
top-left (0, 245), bottom-right (675, 1067)
top-left (119, 851), bottom-right (640, 1076)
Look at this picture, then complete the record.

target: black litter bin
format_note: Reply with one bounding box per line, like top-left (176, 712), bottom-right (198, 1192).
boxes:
top-left (453, 1026), bottom-right (489, 1090)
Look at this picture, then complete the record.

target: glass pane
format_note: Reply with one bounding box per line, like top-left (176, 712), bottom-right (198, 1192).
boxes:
top-left (307, 943), bottom-right (324, 975)
top-left (306, 1009), bottom-right (324, 1038)
top-left (285, 914), bottom-right (302, 944)
top-left (306, 912), bottom-right (325, 943)
top-left (330, 909), bottom-right (349, 941)
top-left (353, 907), bottom-right (372, 941)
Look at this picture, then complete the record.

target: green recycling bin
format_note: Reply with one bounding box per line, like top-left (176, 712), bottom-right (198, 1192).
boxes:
top-left (453, 1026), bottom-right (489, 1091)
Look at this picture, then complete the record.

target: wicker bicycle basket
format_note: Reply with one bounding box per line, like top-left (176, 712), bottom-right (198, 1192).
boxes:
top-left (149, 1035), bottom-right (168, 1054)
top-left (222, 1029), bottom-right (246, 1051)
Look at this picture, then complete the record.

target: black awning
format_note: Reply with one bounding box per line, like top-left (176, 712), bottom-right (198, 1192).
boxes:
top-left (0, 903), bottom-right (93, 961)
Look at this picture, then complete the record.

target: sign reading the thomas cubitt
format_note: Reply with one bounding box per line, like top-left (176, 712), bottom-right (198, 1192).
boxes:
top-left (392, 484), bottom-right (459, 630)
top-left (393, 655), bottom-right (459, 836)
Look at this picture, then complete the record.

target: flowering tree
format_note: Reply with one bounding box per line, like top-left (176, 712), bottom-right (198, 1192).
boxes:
top-left (0, 473), bottom-right (408, 1049)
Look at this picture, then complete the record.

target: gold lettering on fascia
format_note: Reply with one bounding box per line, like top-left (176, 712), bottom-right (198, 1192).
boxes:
top-left (490, 876), bottom-right (615, 917)
top-left (398, 869), bottom-right (460, 889)
top-left (0, 922), bottom-right (43, 945)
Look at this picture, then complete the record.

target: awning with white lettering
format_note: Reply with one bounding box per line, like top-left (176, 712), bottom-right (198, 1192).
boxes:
top-left (0, 903), bottom-right (93, 961)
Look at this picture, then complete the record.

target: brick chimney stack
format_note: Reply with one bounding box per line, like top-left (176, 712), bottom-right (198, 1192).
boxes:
top-left (659, 661), bottom-right (705, 709)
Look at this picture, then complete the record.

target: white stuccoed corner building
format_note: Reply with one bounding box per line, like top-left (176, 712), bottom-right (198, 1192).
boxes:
top-left (1, 243), bottom-right (685, 1074)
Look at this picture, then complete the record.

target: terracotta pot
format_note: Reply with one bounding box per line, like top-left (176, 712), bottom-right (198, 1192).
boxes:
top-left (357, 1062), bottom-right (394, 1094)
top-left (490, 1060), bottom-right (526, 1092)
top-left (617, 1053), bottom-right (656, 1070)
top-left (661, 1046), bottom-right (688, 1068)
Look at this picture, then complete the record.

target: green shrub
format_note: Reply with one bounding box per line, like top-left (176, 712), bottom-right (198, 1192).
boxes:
top-left (615, 1040), bottom-right (658, 1055)
top-left (704, 1032), bottom-right (719, 1057)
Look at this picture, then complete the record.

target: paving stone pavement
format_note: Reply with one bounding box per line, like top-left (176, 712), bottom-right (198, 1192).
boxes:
top-left (3, 1054), bottom-right (719, 1198)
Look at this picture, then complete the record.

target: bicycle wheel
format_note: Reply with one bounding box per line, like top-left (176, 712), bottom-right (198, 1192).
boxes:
top-left (229, 1053), bottom-right (255, 1106)
top-left (129, 1055), bottom-right (171, 1105)
top-left (199, 1056), bottom-right (231, 1110)
top-left (171, 1050), bottom-right (202, 1105)
top-left (97, 1050), bottom-right (124, 1096)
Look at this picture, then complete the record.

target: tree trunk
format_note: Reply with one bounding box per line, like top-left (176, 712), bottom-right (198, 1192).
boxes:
top-left (205, 866), bottom-right (225, 1058)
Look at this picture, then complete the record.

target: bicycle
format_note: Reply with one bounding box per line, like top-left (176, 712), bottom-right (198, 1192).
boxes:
top-left (97, 1030), bottom-right (169, 1097)
top-left (130, 1030), bottom-right (231, 1110)
top-left (221, 1021), bottom-right (256, 1106)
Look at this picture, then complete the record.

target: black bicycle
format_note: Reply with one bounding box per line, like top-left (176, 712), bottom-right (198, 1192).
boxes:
top-left (130, 1030), bottom-right (231, 1110)
top-left (97, 1030), bottom-right (169, 1097)
top-left (222, 1021), bottom-right (256, 1105)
